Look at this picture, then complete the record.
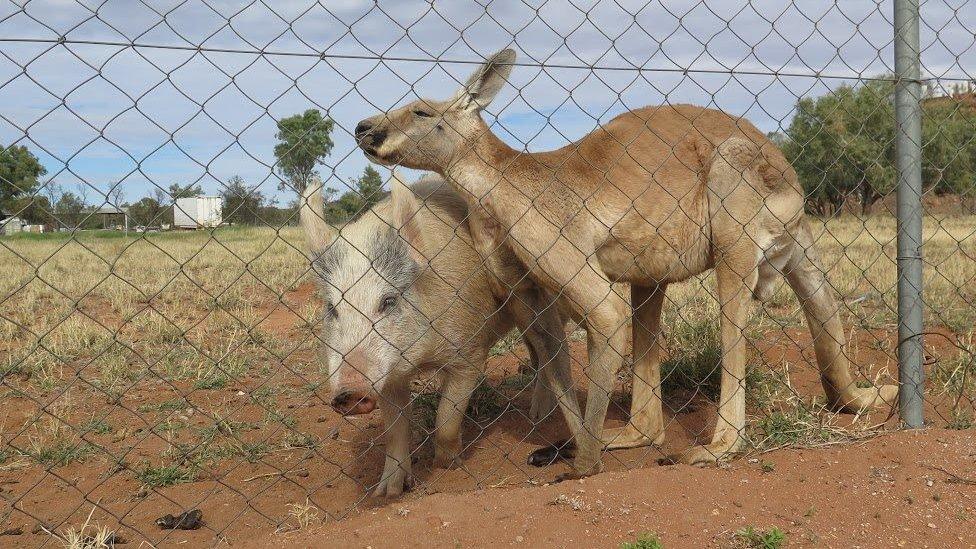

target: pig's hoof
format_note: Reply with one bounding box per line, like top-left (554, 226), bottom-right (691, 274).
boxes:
top-left (527, 439), bottom-right (575, 467)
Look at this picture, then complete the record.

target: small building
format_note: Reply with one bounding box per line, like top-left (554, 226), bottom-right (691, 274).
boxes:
top-left (174, 196), bottom-right (222, 229)
top-left (95, 205), bottom-right (129, 231)
top-left (0, 211), bottom-right (24, 235)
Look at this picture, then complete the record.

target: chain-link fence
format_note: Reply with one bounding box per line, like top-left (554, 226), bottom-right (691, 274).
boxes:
top-left (1, 0), bottom-right (974, 546)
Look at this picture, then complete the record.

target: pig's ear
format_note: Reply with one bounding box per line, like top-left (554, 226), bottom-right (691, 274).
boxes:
top-left (389, 169), bottom-right (426, 262)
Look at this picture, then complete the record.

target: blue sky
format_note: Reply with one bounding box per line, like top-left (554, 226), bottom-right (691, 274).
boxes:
top-left (1, 0), bottom-right (973, 208)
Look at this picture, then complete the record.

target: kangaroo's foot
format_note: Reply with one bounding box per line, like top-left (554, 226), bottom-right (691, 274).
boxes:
top-left (831, 384), bottom-right (898, 414)
top-left (601, 423), bottom-right (665, 450)
top-left (660, 428), bottom-right (742, 466)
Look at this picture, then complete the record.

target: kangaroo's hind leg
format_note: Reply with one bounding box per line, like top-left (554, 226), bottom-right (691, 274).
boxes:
top-left (601, 283), bottom-right (667, 450)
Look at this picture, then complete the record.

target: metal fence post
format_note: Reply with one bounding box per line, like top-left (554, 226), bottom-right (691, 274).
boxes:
top-left (894, 0), bottom-right (925, 428)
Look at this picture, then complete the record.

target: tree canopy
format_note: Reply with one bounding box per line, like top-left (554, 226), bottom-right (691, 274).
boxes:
top-left (221, 175), bottom-right (266, 225)
top-left (168, 182), bottom-right (203, 200)
top-left (1, 144), bottom-right (47, 220)
top-left (273, 109), bottom-right (334, 193)
top-left (327, 166), bottom-right (386, 223)
top-left (782, 79), bottom-right (976, 214)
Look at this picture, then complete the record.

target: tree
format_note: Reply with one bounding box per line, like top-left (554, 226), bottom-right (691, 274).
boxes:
top-left (783, 79), bottom-right (976, 215)
top-left (328, 166), bottom-right (387, 223)
top-left (0, 144), bottom-right (47, 220)
top-left (128, 196), bottom-right (166, 226)
top-left (106, 184), bottom-right (125, 208)
top-left (783, 80), bottom-right (896, 215)
top-left (273, 109), bottom-right (334, 193)
top-left (168, 183), bottom-right (202, 200)
top-left (127, 187), bottom-right (170, 226)
top-left (221, 175), bottom-right (265, 225)
top-left (54, 190), bottom-right (88, 229)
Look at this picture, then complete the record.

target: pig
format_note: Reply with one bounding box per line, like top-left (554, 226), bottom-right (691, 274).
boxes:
top-left (299, 170), bottom-right (584, 497)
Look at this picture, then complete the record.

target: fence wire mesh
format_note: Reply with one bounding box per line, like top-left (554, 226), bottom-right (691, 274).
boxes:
top-left (0, 0), bottom-right (974, 546)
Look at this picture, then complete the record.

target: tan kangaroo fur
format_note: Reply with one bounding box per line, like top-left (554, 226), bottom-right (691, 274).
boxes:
top-left (300, 172), bottom-right (583, 496)
top-left (355, 49), bottom-right (898, 476)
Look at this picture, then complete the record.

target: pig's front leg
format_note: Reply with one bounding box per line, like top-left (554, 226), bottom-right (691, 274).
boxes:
top-left (373, 383), bottom-right (412, 497)
top-left (433, 367), bottom-right (480, 469)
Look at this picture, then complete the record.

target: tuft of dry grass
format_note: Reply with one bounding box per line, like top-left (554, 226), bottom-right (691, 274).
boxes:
top-left (55, 507), bottom-right (115, 549)
top-left (287, 498), bottom-right (320, 529)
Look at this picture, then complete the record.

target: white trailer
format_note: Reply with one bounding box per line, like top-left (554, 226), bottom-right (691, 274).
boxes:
top-left (174, 196), bottom-right (222, 229)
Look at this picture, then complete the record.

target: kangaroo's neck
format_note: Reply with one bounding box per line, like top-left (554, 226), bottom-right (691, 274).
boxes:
top-left (444, 125), bottom-right (531, 200)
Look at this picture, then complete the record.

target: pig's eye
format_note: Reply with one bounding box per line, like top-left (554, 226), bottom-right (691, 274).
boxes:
top-left (378, 294), bottom-right (399, 314)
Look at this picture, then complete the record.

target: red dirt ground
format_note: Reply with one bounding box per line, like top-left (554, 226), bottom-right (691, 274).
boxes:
top-left (1, 282), bottom-right (972, 547)
top-left (254, 429), bottom-right (976, 548)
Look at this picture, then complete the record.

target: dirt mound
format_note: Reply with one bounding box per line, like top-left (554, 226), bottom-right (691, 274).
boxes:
top-left (255, 429), bottom-right (976, 548)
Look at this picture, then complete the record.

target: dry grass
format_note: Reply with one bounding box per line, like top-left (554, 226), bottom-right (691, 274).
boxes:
top-left (287, 498), bottom-right (320, 530)
top-left (0, 214), bottom-right (973, 475)
top-left (55, 507), bottom-right (115, 549)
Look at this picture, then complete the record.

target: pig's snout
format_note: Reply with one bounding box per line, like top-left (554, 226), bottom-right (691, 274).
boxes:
top-left (331, 390), bottom-right (377, 415)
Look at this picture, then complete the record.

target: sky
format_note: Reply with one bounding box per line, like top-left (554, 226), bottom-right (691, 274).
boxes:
top-left (0, 0), bottom-right (974, 209)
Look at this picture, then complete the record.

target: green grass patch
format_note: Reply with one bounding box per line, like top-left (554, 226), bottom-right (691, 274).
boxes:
top-left (621, 533), bottom-right (664, 549)
top-left (27, 439), bottom-right (91, 467)
top-left (661, 319), bottom-right (721, 400)
top-left (80, 418), bottom-right (113, 435)
top-left (135, 463), bottom-right (196, 487)
top-left (194, 374), bottom-right (228, 390)
top-left (747, 403), bottom-right (857, 451)
top-left (137, 398), bottom-right (190, 414)
top-left (734, 526), bottom-right (786, 549)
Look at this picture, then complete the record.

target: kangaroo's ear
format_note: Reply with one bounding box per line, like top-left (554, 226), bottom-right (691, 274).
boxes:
top-left (388, 169), bottom-right (426, 262)
top-left (453, 48), bottom-right (516, 111)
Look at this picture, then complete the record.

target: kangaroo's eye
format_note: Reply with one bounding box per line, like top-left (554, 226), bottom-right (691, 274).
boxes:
top-left (325, 302), bottom-right (338, 320)
top-left (378, 294), bottom-right (399, 314)
top-left (412, 110), bottom-right (433, 118)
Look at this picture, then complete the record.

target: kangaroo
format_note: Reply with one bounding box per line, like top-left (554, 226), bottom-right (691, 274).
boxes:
top-left (354, 49), bottom-right (898, 477)
top-left (300, 171), bottom-right (583, 496)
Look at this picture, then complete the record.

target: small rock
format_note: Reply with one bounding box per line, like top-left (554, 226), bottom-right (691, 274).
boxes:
top-left (516, 535), bottom-right (524, 543)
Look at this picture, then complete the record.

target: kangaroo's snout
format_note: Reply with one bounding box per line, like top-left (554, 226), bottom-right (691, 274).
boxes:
top-left (355, 119), bottom-right (386, 153)
top-left (331, 389), bottom-right (377, 415)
